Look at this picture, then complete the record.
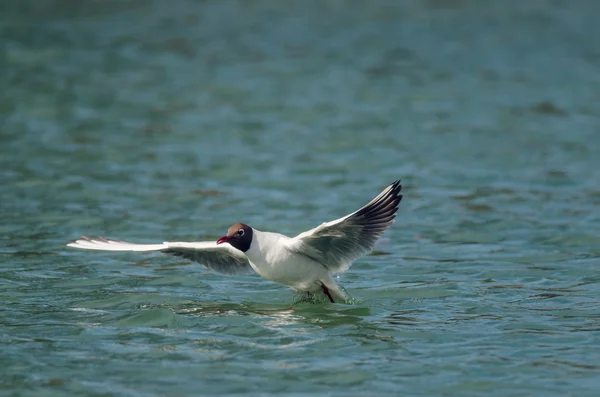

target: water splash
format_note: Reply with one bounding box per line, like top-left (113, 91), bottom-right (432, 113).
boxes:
top-left (338, 284), bottom-right (364, 305)
top-left (291, 284), bottom-right (363, 305)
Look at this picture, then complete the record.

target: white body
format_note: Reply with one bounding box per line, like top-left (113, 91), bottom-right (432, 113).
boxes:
top-left (244, 229), bottom-right (344, 298)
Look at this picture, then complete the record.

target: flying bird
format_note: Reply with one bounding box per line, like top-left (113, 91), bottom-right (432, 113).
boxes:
top-left (67, 181), bottom-right (403, 303)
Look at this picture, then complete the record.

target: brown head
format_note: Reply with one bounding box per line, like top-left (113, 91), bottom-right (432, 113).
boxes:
top-left (216, 223), bottom-right (253, 252)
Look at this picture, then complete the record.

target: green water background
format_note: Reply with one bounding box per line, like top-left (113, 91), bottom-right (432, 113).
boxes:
top-left (2, 1), bottom-right (600, 396)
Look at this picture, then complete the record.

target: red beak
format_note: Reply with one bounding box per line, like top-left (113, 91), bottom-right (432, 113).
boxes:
top-left (216, 236), bottom-right (229, 245)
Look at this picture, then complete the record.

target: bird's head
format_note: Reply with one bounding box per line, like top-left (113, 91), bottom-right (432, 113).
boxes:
top-left (216, 223), bottom-right (253, 252)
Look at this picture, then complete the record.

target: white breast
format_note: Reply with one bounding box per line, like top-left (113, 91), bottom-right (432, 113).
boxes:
top-left (245, 229), bottom-right (329, 292)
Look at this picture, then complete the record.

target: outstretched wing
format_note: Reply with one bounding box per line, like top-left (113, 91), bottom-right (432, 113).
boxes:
top-left (284, 180), bottom-right (402, 274)
top-left (67, 237), bottom-right (253, 275)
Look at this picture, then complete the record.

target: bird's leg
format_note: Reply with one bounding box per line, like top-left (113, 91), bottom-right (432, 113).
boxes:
top-left (322, 285), bottom-right (335, 303)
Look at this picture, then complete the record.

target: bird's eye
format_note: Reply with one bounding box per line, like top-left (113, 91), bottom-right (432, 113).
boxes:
top-left (237, 229), bottom-right (245, 236)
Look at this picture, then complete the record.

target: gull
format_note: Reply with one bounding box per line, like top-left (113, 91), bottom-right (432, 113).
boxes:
top-left (67, 181), bottom-right (403, 303)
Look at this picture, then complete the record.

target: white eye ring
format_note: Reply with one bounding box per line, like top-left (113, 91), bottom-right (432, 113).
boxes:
top-left (237, 229), bottom-right (245, 236)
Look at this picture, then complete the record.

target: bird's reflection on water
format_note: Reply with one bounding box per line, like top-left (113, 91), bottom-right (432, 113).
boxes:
top-left (175, 295), bottom-right (372, 330)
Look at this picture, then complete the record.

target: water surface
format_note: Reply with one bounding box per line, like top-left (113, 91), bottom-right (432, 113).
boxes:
top-left (2, 1), bottom-right (600, 396)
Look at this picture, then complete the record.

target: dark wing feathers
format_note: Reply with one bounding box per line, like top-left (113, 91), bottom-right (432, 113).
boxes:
top-left (286, 181), bottom-right (402, 274)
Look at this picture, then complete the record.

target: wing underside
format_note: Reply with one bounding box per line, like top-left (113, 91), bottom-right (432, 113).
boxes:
top-left (286, 180), bottom-right (403, 274)
top-left (67, 237), bottom-right (253, 275)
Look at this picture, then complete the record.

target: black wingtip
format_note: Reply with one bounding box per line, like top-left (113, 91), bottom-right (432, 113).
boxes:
top-left (70, 235), bottom-right (91, 243)
top-left (66, 236), bottom-right (126, 246)
top-left (356, 179), bottom-right (403, 220)
top-left (390, 180), bottom-right (403, 200)
top-left (66, 235), bottom-right (89, 246)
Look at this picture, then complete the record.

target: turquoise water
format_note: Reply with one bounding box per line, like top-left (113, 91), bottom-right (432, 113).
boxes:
top-left (2, 1), bottom-right (600, 396)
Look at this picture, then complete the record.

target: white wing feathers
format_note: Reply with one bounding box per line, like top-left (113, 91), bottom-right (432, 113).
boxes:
top-left (285, 180), bottom-right (403, 274)
top-left (67, 237), bottom-right (253, 275)
top-left (67, 237), bottom-right (167, 252)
